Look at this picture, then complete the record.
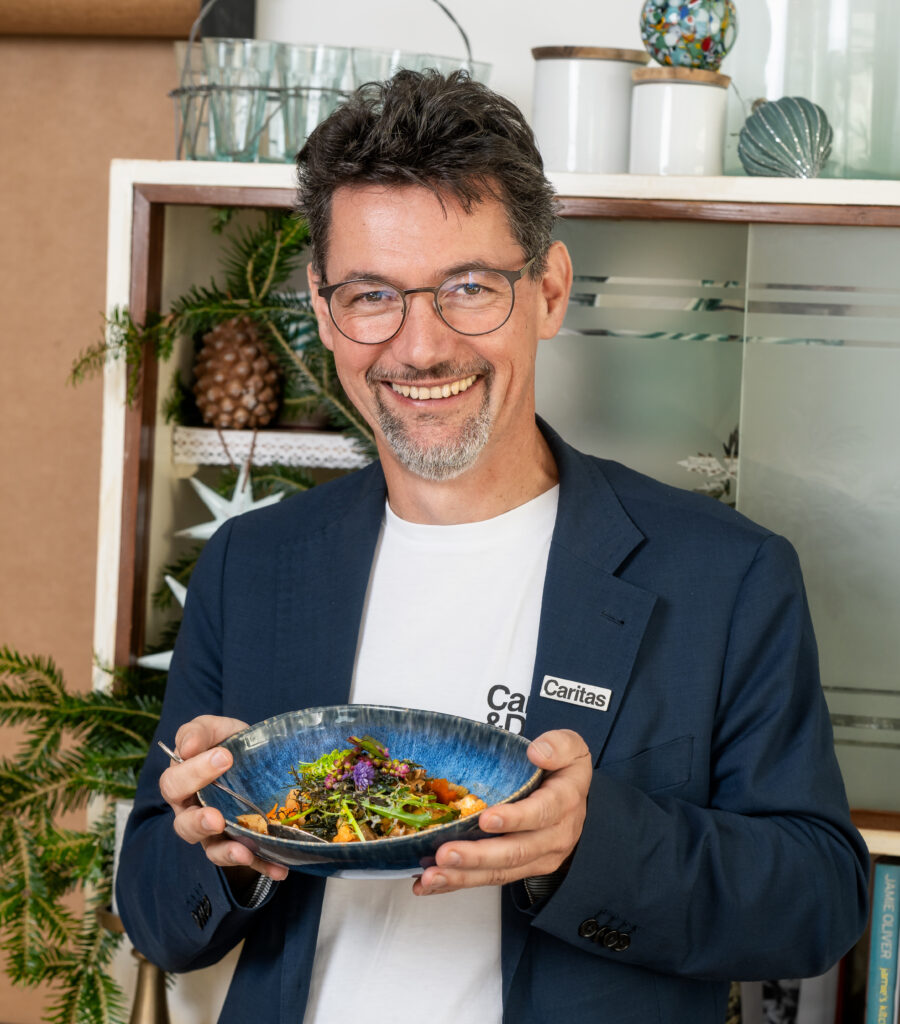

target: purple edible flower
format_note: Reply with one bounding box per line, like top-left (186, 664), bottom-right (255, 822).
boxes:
top-left (352, 760), bottom-right (376, 791)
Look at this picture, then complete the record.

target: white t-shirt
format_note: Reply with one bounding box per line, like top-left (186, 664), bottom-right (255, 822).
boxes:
top-left (302, 486), bottom-right (559, 1024)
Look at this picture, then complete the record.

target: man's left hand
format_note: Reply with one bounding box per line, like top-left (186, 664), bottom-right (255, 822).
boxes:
top-left (413, 729), bottom-right (592, 895)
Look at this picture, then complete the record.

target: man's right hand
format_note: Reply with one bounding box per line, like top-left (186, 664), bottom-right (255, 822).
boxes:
top-left (159, 714), bottom-right (289, 882)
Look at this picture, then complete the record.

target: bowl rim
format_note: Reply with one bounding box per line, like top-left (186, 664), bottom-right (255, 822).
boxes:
top-left (199, 703), bottom-right (544, 850)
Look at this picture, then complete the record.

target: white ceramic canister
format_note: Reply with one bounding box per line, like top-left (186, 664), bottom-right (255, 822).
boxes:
top-left (628, 67), bottom-right (731, 176)
top-left (531, 46), bottom-right (650, 174)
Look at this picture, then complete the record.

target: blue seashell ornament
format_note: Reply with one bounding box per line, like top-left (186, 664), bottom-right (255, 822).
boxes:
top-left (639, 0), bottom-right (738, 71)
top-left (737, 96), bottom-right (833, 178)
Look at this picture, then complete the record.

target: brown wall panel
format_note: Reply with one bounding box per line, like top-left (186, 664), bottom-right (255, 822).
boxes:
top-left (0, 0), bottom-right (196, 38)
top-left (0, 35), bottom-right (179, 1023)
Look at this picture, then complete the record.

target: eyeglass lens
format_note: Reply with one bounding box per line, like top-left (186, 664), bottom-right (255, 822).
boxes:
top-left (328, 269), bottom-right (516, 344)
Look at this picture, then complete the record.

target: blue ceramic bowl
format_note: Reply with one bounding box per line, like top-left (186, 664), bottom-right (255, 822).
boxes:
top-left (199, 704), bottom-right (543, 878)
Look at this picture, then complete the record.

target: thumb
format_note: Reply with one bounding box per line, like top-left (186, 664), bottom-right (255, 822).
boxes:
top-left (527, 729), bottom-right (591, 771)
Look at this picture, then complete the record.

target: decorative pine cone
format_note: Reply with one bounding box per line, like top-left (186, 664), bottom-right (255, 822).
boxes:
top-left (193, 317), bottom-right (281, 429)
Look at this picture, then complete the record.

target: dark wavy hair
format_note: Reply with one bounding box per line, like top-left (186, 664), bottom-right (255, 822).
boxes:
top-left (296, 69), bottom-right (557, 281)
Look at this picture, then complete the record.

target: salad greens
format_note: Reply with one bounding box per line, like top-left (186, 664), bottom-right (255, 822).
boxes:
top-left (264, 734), bottom-right (481, 842)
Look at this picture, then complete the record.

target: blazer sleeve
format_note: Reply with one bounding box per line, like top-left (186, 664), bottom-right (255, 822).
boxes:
top-left (526, 533), bottom-right (870, 980)
top-left (115, 518), bottom-right (276, 973)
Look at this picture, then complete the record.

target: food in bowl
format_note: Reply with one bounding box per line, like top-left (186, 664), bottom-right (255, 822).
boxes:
top-left (198, 704), bottom-right (543, 876)
top-left (237, 733), bottom-right (486, 842)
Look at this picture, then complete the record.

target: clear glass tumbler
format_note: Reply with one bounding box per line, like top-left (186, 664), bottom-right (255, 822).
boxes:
top-left (269, 43), bottom-right (350, 162)
top-left (173, 41), bottom-right (215, 160)
top-left (350, 48), bottom-right (418, 87)
top-left (202, 38), bottom-right (276, 162)
top-left (412, 53), bottom-right (492, 83)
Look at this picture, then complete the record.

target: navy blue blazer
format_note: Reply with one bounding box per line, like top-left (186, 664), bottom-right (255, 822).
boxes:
top-left (117, 421), bottom-right (869, 1023)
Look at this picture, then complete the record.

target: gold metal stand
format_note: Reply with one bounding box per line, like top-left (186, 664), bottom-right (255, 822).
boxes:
top-left (97, 908), bottom-right (171, 1024)
top-left (128, 948), bottom-right (171, 1024)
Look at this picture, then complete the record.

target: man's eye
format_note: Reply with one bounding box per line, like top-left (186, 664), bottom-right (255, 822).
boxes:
top-left (447, 280), bottom-right (489, 298)
top-left (344, 286), bottom-right (394, 306)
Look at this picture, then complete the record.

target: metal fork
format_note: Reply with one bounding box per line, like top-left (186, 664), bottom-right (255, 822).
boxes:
top-left (157, 740), bottom-right (328, 843)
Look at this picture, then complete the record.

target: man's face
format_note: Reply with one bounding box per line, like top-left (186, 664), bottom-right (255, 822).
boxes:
top-left (309, 183), bottom-right (567, 482)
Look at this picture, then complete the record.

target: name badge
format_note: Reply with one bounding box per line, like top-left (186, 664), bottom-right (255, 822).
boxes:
top-left (540, 675), bottom-right (611, 711)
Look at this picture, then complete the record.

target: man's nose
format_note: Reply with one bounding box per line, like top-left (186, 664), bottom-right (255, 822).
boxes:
top-left (389, 290), bottom-right (456, 366)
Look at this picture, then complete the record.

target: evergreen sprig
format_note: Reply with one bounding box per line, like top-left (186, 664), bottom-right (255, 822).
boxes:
top-left (216, 462), bottom-right (316, 500)
top-left (151, 545), bottom-right (204, 610)
top-left (70, 208), bottom-right (376, 458)
top-left (69, 308), bottom-right (174, 406)
top-left (0, 648), bottom-right (164, 1022)
top-left (219, 210), bottom-right (310, 301)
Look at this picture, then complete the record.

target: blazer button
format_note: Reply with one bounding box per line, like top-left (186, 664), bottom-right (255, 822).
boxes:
top-left (614, 932), bottom-right (631, 951)
top-left (578, 918), bottom-right (600, 939)
top-left (601, 929), bottom-right (621, 949)
top-left (591, 926), bottom-right (611, 945)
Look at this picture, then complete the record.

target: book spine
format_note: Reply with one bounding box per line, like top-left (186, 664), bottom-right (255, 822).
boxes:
top-left (866, 860), bottom-right (900, 1024)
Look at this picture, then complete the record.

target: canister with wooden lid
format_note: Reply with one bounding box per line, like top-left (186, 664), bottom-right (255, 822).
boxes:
top-left (531, 46), bottom-right (650, 174)
top-left (628, 66), bottom-right (731, 176)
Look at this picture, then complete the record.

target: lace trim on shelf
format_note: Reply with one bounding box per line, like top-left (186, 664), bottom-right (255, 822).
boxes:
top-left (172, 426), bottom-right (371, 470)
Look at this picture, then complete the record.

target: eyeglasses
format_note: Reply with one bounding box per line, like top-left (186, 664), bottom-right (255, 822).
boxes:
top-left (316, 257), bottom-right (536, 345)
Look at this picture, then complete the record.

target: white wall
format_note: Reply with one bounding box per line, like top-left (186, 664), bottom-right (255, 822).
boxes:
top-left (256, 0), bottom-right (647, 120)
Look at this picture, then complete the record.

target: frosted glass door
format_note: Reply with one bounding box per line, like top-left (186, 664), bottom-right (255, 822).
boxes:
top-left (738, 223), bottom-right (900, 811)
top-left (538, 219), bottom-right (746, 489)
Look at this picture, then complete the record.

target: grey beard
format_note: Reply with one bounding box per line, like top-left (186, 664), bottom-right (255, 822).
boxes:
top-left (372, 374), bottom-right (493, 481)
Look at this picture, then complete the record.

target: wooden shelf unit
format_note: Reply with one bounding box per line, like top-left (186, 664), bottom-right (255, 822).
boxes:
top-left (95, 162), bottom-right (900, 854)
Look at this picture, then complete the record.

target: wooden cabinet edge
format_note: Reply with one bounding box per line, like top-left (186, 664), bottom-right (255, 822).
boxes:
top-left (852, 810), bottom-right (900, 857)
top-left (858, 829), bottom-right (900, 858)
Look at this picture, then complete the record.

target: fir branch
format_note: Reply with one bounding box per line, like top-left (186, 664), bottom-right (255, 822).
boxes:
top-left (152, 546), bottom-right (202, 609)
top-left (265, 318), bottom-right (375, 452)
top-left (20, 753), bottom-right (150, 817)
top-left (161, 370), bottom-right (199, 427)
top-left (0, 651), bottom-right (153, 1019)
top-left (0, 816), bottom-right (76, 984)
top-left (245, 227), bottom-right (276, 302)
top-left (165, 283), bottom-right (243, 338)
top-left (216, 463), bottom-right (316, 499)
top-left (40, 824), bottom-right (109, 896)
top-left (0, 685), bottom-right (162, 753)
top-left (281, 395), bottom-right (331, 423)
top-left (210, 207), bottom-right (237, 234)
top-left (144, 620), bottom-right (182, 660)
top-left (102, 662), bottom-right (167, 704)
top-left (42, 917), bottom-right (126, 1024)
top-left (0, 647), bottom-right (66, 696)
top-left (221, 211), bottom-right (308, 302)
top-left (68, 309), bottom-right (173, 406)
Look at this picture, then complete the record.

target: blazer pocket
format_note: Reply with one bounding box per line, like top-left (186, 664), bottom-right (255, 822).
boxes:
top-left (599, 735), bottom-right (693, 795)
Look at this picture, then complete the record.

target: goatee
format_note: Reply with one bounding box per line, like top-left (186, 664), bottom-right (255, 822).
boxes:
top-left (369, 361), bottom-right (493, 481)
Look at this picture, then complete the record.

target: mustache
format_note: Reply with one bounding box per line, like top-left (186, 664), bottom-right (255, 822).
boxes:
top-left (366, 359), bottom-right (493, 385)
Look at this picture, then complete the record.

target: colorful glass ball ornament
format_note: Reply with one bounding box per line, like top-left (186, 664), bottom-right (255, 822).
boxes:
top-left (639, 0), bottom-right (738, 72)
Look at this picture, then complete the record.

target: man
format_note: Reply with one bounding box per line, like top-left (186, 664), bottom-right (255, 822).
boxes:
top-left (117, 71), bottom-right (869, 1023)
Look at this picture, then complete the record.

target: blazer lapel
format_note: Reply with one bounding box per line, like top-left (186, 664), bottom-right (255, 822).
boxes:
top-left (273, 464), bottom-right (387, 710)
top-left (525, 421), bottom-right (658, 761)
top-left (526, 553), bottom-right (657, 759)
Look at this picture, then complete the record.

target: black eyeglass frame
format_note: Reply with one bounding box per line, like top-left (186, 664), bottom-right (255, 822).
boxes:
top-left (316, 256), bottom-right (537, 345)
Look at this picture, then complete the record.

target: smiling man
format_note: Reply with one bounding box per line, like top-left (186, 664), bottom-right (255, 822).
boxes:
top-left (310, 182), bottom-right (569, 521)
top-left (116, 71), bottom-right (869, 1024)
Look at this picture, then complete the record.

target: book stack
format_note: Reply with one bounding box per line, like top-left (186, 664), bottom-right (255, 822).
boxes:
top-left (866, 859), bottom-right (900, 1024)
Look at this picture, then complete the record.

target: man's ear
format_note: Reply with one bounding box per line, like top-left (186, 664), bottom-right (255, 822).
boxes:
top-left (538, 241), bottom-right (573, 340)
top-left (307, 263), bottom-right (335, 351)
